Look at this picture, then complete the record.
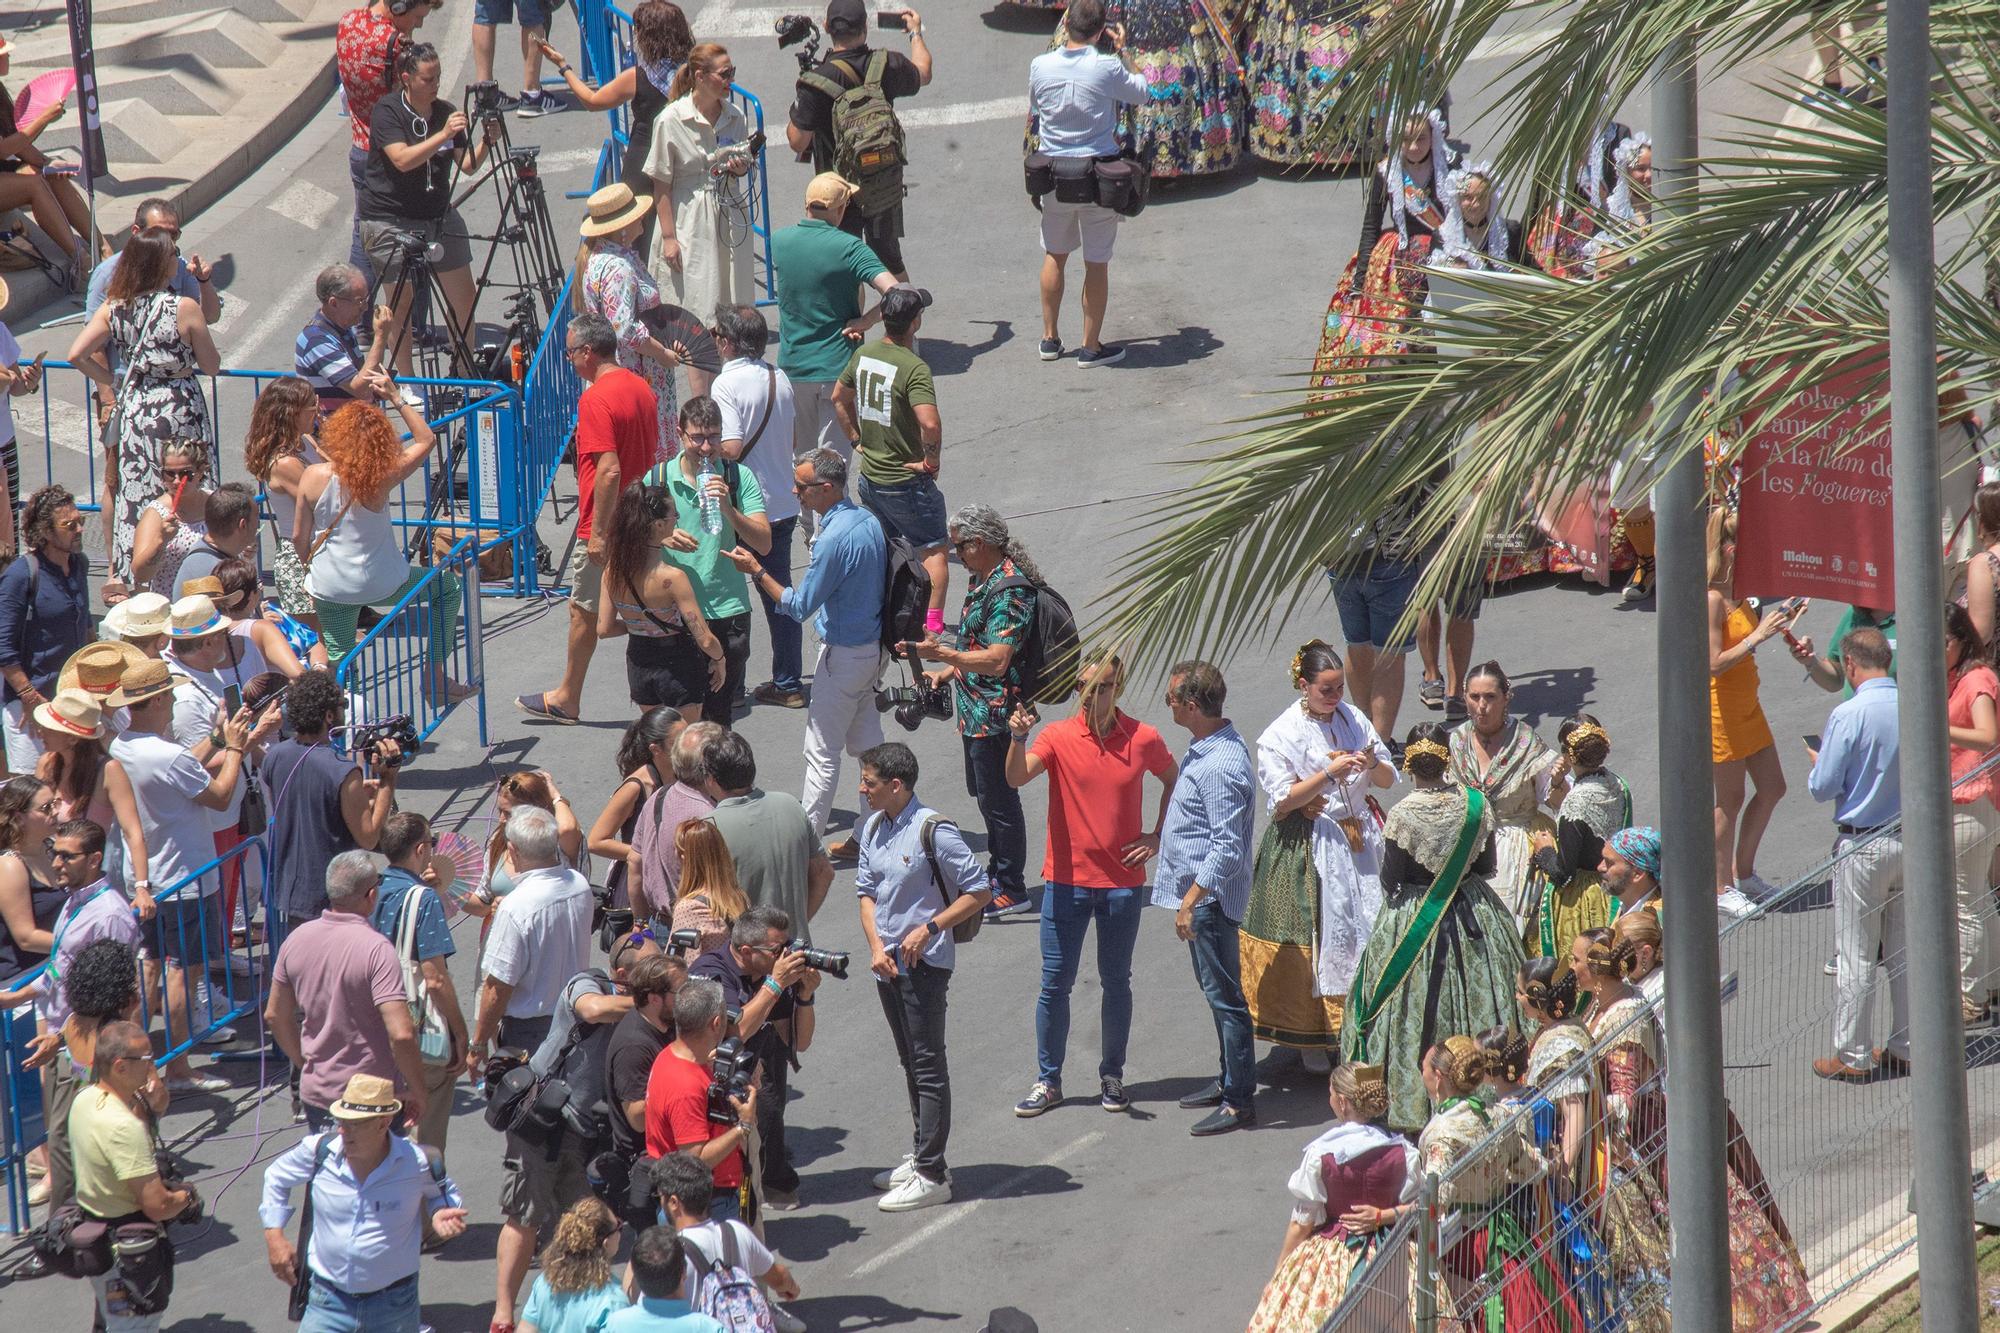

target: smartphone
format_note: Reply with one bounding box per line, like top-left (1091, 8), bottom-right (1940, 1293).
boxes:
top-left (1804, 733), bottom-right (1823, 751)
top-left (223, 684), bottom-right (243, 718)
top-left (876, 9), bottom-right (905, 27)
top-left (30, 351), bottom-right (46, 369)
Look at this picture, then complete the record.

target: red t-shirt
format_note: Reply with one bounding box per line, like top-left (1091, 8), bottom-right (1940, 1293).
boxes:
top-left (1030, 711), bottom-right (1176, 888)
top-left (645, 1045), bottom-right (743, 1189)
top-left (336, 7), bottom-right (400, 152)
top-left (576, 366), bottom-right (660, 541)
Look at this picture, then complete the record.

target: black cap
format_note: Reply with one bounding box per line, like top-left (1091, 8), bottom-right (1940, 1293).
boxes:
top-left (881, 284), bottom-right (933, 326)
top-left (981, 1312), bottom-right (1039, 1333)
top-left (826, 0), bottom-right (867, 33)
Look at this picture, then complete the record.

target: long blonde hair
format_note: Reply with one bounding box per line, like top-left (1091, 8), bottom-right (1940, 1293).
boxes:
top-left (1705, 507), bottom-right (1736, 591)
top-left (676, 819), bottom-right (747, 921)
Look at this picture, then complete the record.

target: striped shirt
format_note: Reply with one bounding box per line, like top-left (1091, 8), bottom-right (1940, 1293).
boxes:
top-left (295, 311), bottom-right (366, 414)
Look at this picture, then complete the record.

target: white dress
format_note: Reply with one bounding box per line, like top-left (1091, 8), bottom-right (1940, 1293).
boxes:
top-left (644, 96), bottom-right (756, 324)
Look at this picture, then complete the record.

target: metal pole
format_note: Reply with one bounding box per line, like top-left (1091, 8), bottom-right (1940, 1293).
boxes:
top-left (1414, 1172), bottom-right (1438, 1333)
top-left (1884, 2), bottom-right (1979, 1327)
top-left (1650, 32), bottom-right (1733, 1333)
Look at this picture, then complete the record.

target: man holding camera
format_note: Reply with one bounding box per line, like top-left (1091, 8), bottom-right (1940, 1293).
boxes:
top-left (785, 0), bottom-right (933, 281)
top-left (1027, 0), bottom-right (1148, 366)
top-left (262, 669), bottom-right (400, 930)
top-left (646, 977), bottom-right (757, 1220)
top-left (855, 742), bottom-right (989, 1212)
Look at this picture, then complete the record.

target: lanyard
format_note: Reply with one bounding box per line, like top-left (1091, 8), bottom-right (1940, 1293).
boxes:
top-left (46, 883), bottom-right (117, 984)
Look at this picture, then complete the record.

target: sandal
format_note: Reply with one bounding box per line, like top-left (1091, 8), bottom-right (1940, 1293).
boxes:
top-left (512, 691), bottom-right (574, 723)
top-left (1418, 675), bottom-right (1445, 709)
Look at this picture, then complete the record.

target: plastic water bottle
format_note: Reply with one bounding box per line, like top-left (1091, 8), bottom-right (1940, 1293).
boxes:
top-left (699, 456), bottom-right (724, 536)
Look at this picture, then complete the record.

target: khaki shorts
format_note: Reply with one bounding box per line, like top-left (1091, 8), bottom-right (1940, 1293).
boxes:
top-left (499, 1128), bottom-right (592, 1241)
top-left (567, 542), bottom-right (604, 614)
top-left (1039, 198), bottom-right (1120, 264)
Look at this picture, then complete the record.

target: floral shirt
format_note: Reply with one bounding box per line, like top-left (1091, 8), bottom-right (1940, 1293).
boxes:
top-left (952, 558), bottom-right (1033, 740)
top-left (337, 7), bottom-right (401, 152)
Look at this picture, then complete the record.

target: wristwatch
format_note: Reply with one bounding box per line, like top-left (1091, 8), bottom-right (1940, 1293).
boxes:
top-left (924, 920), bottom-right (941, 939)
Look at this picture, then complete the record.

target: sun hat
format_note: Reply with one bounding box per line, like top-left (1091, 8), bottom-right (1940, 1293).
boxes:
top-left (168, 593), bottom-right (227, 639)
top-left (33, 690), bottom-right (107, 741)
top-left (102, 592), bottom-right (171, 641)
top-left (104, 659), bottom-right (189, 708)
top-left (178, 574), bottom-right (225, 601)
top-left (579, 182), bottom-right (654, 238)
top-left (57, 641), bottom-right (146, 697)
top-left (329, 1072), bottom-right (403, 1121)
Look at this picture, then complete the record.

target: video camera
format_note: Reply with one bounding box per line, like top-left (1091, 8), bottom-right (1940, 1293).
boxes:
top-left (466, 79), bottom-right (507, 124)
top-left (335, 715), bottom-right (419, 769)
top-left (875, 643), bottom-right (953, 732)
top-left (775, 13), bottom-right (824, 71)
top-left (706, 1035), bottom-right (758, 1124)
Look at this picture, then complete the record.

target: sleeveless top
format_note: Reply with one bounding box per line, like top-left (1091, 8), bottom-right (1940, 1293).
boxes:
top-left (262, 436), bottom-right (325, 549)
top-left (304, 473), bottom-right (407, 604)
top-left (1316, 1141), bottom-right (1409, 1238)
top-left (146, 494), bottom-right (210, 597)
top-left (622, 60), bottom-right (676, 189)
top-left (615, 595), bottom-right (687, 639)
top-left (0, 849), bottom-right (65, 978)
top-left (109, 291), bottom-right (199, 385)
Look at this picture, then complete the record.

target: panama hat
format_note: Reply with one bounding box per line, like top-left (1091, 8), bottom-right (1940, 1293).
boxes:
top-left (33, 690), bottom-right (107, 741)
top-left (580, 183), bottom-right (654, 238)
top-left (58, 640), bottom-right (146, 697)
top-left (329, 1072), bottom-right (403, 1121)
top-left (168, 593), bottom-right (227, 639)
top-left (178, 574), bottom-right (225, 601)
top-left (104, 658), bottom-right (189, 708)
top-left (102, 592), bottom-right (171, 641)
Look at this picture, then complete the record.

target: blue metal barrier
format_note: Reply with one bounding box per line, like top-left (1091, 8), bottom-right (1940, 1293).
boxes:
top-left (517, 270), bottom-right (579, 595)
top-left (1, 986), bottom-right (47, 1235)
top-left (338, 532), bottom-right (490, 748)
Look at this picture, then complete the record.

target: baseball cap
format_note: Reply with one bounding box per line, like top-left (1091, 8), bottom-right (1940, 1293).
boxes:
top-left (880, 284), bottom-right (934, 325)
top-left (805, 172), bottom-right (859, 211)
top-left (826, 0), bottom-right (867, 33)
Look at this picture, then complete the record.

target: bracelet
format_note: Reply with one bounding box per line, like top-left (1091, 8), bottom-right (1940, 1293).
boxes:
top-left (762, 976), bottom-right (786, 997)
top-left (794, 996), bottom-right (815, 1007)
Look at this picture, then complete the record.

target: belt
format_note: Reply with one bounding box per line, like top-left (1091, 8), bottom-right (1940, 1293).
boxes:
top-left (1837, 821), bottom-right (1893, 837)
top-left (316, 1271), bottom-right (418, 1300)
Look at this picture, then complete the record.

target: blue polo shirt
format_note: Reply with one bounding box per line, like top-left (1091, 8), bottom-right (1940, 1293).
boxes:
top-left (369, 866), bottom-right (455, 962)
top-left (773, 499), bottom-right (885, 648)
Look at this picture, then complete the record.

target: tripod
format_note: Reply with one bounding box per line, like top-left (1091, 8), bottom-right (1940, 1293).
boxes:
top-left (369, 228), bottom-right (482, 389)
top-left (453, 100), bottom-right (567, 325)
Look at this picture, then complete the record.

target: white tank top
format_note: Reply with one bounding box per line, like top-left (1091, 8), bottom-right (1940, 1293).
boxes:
top-left (303, 473), bottom-right (407, 604)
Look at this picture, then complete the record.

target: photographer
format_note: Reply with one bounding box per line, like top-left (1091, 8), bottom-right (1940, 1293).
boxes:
top-left (1026, 0), bottom-right (1148, 366)
top-left (690, 905), bottom-right (819, 1212)
top-left (358, 41), bottom-right (498, 380)
top-left (260, 668), bottom-right (400, 930)
top-left (67, 1020), bottom-right (196, 1332)
top-left (785, 0), bottom-right (932, 281)
top-left (645, 977), bottom-right (757, 1220)
top-left (605, 951), bottom-right (686, 1165)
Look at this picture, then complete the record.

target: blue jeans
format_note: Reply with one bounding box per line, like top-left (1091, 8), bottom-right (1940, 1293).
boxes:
top-left (346, 147), bottom-right (373, 283)
top-left (1036, 884), bottom-right (1143, 1085)
top-left (1329, 555), bottom-right (1422, 654)
top-left (1188, 899), bottom-right (1255, 1111)
top-left (300, 1272), bottom-right (421, 1333)
top-left (753, 515), bottom-right (802, 691)
top-left (962, 733), bottom-right (1027, 896)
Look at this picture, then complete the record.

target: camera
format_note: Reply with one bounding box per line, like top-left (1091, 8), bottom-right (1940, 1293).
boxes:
top-left (668, 928), bottom-right (702, 956)
top-left (155, 1152), bottom-right (204, 1226)
top-left (875, 644), bottom-right (953, 732)
top-left (336, 715), bottom-right (420, 768)
top-left (466, 79), bottom-right (506, 122)
top-left (706, 1036), bottom-right (758, 1125)
top-left (775, 13), bottom-right (823, 71)
top-left (787, 939), bottom-right (851, 980)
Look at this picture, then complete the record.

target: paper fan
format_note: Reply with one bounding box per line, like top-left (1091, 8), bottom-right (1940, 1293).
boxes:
top-left (431, 829), bottom-right (489, 914)
top-left (637, 304), bottom-right (723, 373)
top-left (15, 70), bottom-right (78, 128)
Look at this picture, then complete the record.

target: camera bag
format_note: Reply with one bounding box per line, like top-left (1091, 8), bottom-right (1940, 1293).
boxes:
top-left (1050, 157), bottom-right (1097, 205)
top-left (1023, 152), bottom-right (1055, 201)
top-left (39, 1203), bottom-right (113, 1278)
top-left (110, 1221), bottom-right (175, 1315)
top-left (1093, 155), bottom-right (1149, 218)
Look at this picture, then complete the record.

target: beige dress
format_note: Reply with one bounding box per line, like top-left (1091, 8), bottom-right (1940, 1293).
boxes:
top-left (644, 96), bottom-right (757, 323)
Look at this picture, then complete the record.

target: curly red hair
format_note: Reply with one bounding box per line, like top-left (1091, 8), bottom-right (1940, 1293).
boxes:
top-left (317, 401), bottom-right (401, 507)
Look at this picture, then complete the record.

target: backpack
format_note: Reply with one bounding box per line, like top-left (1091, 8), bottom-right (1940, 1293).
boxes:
top-left (992, 575), bottom-right (1081, 706)
top-left (684, 1224), bottom-right (778, 1333)
top-left (879, 534), bottom-right (934, 653)
top-left (801, 50), bottom-right (906, 220)
top-left (920, 814), bottom-right (981, 944)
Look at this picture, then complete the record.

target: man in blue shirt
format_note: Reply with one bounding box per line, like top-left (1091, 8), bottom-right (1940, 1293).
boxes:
top-left (1025, 0), bottom-right (1148, 367)
top-left (368, 812), bottom-right (467, 1154)
top-left (1805, 627), bottom-right (1907, 1083)
top-left (1153, 660), bottom-right (1257, 1134)
top-left (854, 741), bottom-right (989, 1213)
top-left (296, 263), bottom-right (393, 417)
top-left (0, 485), bottom-right (92, 773)
top-left (726, 448), bottom-right (888, 855)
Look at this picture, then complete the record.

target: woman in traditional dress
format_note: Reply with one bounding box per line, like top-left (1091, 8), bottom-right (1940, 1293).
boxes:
top-left (1248, 1062), bottom-right (1417, 1332)
top-left (1448, 660), bottom-right (1563, 929)
top-left (1310, 105), bottom-right (1458, 392)
top-left (1431, 161), bottom-right (1526, 271)
top-left (1708, 507), bottom-right (1793, 918)
top-left (1344, 722), bottom-right (1523, 1132)
top-left (1417, 1035), bottom-right (1583, 1329)
top-left (1524, 714), bottom-right (1628, 961)
top-left (1526, 122), bottom-right (1635, 280)
top-left (1586, 131), bottom-right (1654, 276)
top-left (575, 183), bottom-right (689, 462)
top-left (1242, 0), bottom-right (1374, 168)
top-left (1245, 640), bottom-right (1396, 1069)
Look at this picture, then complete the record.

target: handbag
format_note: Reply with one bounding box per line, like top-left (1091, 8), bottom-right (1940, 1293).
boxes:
top-left (396, 883), bottom-right (455, 1066)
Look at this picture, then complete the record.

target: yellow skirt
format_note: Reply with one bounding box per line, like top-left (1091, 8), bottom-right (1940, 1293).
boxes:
top-left (1525, 871), bottom-right (1615, 961)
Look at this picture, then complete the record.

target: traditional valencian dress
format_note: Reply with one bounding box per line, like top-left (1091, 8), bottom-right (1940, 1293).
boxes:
top-left (1505, 1040), bottom-right (1616, 1327)
top-left (1581, 994), bottom-right (1674, 1331)
top-left (1525, 767), bottom-right (1630, 960)
top-left (1449, 718), bottom-right (1561, 929)
top-left (1243, 699), bottom-right (1390, 1051)
top-left (1248, 1120), bottom-right (1418, 1332)
top-left (1241, 0), bottom-right (1376, 168)
top-left (1342, 784), bottom-right (1524, 1131)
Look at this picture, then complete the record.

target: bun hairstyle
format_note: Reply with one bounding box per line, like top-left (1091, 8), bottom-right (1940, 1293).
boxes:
top-left (1291, 639), bottom-right (1344, 685)
top-left (1429, 1035), bottom-right (1493, 1096)
top-left (1329, 1062), bottom-right (1391, 1121)
top-left (1464, 660), bottom-right (1511, 695)
top-left (1477, 1025), bottom-right (1530, 1085)
top-left (1558, 714), bottom-right (1611, 771)
top-left (1578, 925), bottom-right (1639, 979)
top-left (1518, 956), bottom-right (1580, 1019)
top-left (1402, 721), bottom-right (1452, 781)
top-left (1613, 907), bottom-right (1663, 968)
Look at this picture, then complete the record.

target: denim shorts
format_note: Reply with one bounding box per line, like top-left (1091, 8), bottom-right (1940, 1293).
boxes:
top-left (1329, 556), bottom-right (1422, 654)
top-left (858, 473), bottom-right (949, 549)
top-left (151, 889), bottom-right (229, 965)
top-left (473, 0), bottom-right (551, 27)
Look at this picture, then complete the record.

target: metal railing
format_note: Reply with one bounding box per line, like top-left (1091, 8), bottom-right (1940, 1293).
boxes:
top-left (338, 531), bottom-right (490, 747)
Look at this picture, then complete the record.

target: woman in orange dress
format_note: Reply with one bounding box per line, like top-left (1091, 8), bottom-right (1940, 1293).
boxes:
top-left (1707, 508), bottom-right (1793, 921)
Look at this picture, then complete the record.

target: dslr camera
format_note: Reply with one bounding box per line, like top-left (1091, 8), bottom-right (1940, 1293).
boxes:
top-left (706, 1036), bottom-right (758, 1125)
top-left (337, 715), bottom-right (420, 769)
top-left (154, 1151), bottom-right (204, 1226)
top-left (774, 13), bottom-right (824, 71)
top-left (668, 928), bottom-right (702, 956)
top-left (466, 79), bottom-right (507, 123)
top-left (875, 644), bottom-right (953, 732)
top-left (787, 939), bottom-right (851, 980)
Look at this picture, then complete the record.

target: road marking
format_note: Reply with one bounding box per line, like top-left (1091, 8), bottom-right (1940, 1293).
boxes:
top-left (1468, 26), bottom-right (1564, 62)
top-left (900, 95), bottom-right (1029, 129)
top-left (847, 1129), bottom-right (1105, 1278)
top-left (265, 179), bottom-right (342, 231)
top-left (537, 146), bottom-right (608, 170)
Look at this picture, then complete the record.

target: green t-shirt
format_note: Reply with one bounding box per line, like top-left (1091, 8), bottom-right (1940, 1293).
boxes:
top-left (644, 457), bottom-right (767, 620)
top-left (773, 219), bottom-right (889, 383)
top-left (838, 339), bottom-right (937, 487)
top-left (1827, 605), bottom-right (1896, 698)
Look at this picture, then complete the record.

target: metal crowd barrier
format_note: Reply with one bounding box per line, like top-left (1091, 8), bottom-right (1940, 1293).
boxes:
top-left (338, 531), bottom-right (490, 748)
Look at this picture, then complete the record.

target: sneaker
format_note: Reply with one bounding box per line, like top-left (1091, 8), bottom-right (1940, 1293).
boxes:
top-left (1099, 1077), bottom-right (1130, 1113)
top-left (1014, 1080), bottom-right (1061, 1117)
top-left (1076, 344), bottom-right (1125, 368)
top-left (878, 1171), bottom-right (952, 1212)
top-left (516, 89), bottom-right (566, 117)
top-left (1715, 887), bottom-right (1758, 921)
top-left (1737, 872), bottom-right (1779, 903)
top-left (1038, 337), bottom-right (1065, 361)
top-left (826, 837), bottom-right (860, 864)
top-left (1418, 675), bottom-right (1445, 709)
top-left (200, 1025), bottom-right (237, 1046)
top-left (486, 88), bottom-right (524, 112)
top-left (1824, 954), bottom-right (1839, 977)
top-left (984, 891), bottom-right (1034, 920)
top-left (771, 1304), bottom-right (808, 1333)
top-left (872, 1155), bottom-right (917, 1191)
top-left (754, 681), bottom-right (807, 709)
top-left (398, 385), bottom-right (426, 411)
top-left (1443, 695), bottom-right (1468, 722)
top-left (1190, 1105), bottom-right (1255, 1136)
top-left (167, 1073), bottom-right (231, 1094)
top-left (762, 1186), bottom-right (802, 1212)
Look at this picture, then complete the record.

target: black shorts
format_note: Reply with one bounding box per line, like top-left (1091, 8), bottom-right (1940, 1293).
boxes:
top-left (841, 205), bottom-right (905, 275)
top-left (627, 633), bottom-right (710, 709)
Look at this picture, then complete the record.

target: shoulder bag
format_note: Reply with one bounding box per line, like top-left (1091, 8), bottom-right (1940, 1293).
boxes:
top-left (286, 1135), bottom-right (339, 1321)
top-left (396, 883), bottom-right (455, 1065)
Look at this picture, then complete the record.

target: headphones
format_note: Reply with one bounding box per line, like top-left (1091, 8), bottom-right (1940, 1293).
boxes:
top-left (387, 0), bottom-right (424, 15)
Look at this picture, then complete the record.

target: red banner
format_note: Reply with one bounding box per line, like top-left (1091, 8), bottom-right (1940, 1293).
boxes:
top-left (1734, 353), bottom-right (1894, 606)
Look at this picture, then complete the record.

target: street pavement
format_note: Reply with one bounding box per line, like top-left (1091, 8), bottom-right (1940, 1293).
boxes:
top-left (1, 6), bottom-right (1974, 1330)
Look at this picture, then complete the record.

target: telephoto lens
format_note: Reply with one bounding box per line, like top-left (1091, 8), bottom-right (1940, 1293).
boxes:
top-left (787, 940), bottom-right (850, 979)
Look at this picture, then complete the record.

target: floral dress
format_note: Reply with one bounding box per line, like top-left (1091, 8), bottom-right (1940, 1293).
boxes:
top-left (1243, 0), bottom-right (1376, 166)
top-left (1449, 718), bottom-right (1561, 929)
top-left (143, 496), bottom-right (208, 598)
top-left (108, 291), bottom-right (210, 586)
top-left (1249, 1121), bottom-right (1419, 1332)
top-left (1525, 767), bottom-right (1630, 961)
top-left (583, 241), bottom-right (678, 463)
top-left (1584, 994), bottom-right (1674, 1332)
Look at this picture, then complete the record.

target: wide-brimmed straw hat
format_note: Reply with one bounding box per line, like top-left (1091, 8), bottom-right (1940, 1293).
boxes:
top-left (34, 690), bottom-right (107, 741)
top-left (58, 641), bottom-right (146, 697)
top-left (102, 592), bottom-right (171, 641)
top-left (169, 594), bottom-right (227, 639)
top-left (104, 659), bottom-right (188, 708)
top-left (579, 183), bottom-right (654, 238)
top-left (329, 1073), bottom-right (403, 1121)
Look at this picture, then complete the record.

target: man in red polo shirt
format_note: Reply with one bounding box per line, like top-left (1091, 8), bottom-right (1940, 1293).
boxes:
top-left (1004, 652), bottom-right (1177, 1118)
top-left (335, 0), bottom-right (437, 281)
top-left (646, 976), bottom-right (757, 1220)
top-left (515, 308), bottom-right (659, 724)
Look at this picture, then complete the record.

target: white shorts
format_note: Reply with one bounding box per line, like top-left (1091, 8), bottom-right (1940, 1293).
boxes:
top-left (1039, 199), bottom-right (1120, 264)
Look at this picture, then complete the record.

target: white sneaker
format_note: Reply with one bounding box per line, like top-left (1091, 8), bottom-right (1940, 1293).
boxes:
top-left (1737, 872), bottom-right (1780, 902)
top-left (1715, 887), bottom-right (1758, 921)
top-left (398, 385), bottom-right (426, 410)
top-left (872, 1154), bottom-right (917, 1191)
top-left (771, 1302), bottom-right (808, 1333)
top-left (1300, 1048), bottom-right (1332, 1074)
top-left (878, 1171), bottom-right (952, 1212)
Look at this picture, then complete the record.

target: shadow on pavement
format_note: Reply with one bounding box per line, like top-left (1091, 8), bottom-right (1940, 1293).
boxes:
top-left (925, 319), bottom-right (1016, 377)
top-left (789, 1292), bottom-right (968, 1328)
top-left (1507, 665), bottom-right (1599, 728)
top-left (1115, 326), bottom-right (1223, 370)
top-left (766, 1208), bottom-right (866, 1262)
top-left (979, 4), bottom-right (1061, 33)
top-left (432, 1219), bottom-right (507, 1262)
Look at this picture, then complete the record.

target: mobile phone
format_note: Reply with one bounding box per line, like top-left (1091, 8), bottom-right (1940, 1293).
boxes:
top-left (876, 9), bottom-right (905, 28)
top-left (223, 684), bottom-right (243, 718)
top-left (30, 351), bottom-right (46, 369)
top-left (1804, 733), bottom-right (1823, 751)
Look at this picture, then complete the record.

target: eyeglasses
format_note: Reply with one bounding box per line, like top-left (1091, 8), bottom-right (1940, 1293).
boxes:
top-left (791, 480), bottom-right (826, 495)
top-left (950, 538), bottom-right (977, 554)
top-left (565, 345), bottom-right (589, 359)
top-left (682, 431), bottom-right (720, 445)
top-left (743, 941), bottom-right (784, 956)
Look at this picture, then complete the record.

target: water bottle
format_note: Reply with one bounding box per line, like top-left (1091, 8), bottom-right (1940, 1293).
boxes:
top-left (699, 456), bottom-right (724, 536)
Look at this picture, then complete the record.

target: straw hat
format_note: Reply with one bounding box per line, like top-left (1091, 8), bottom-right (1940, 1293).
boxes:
top-left (328, 1073), bottom-right (403, 1121)
top-left (580, 183), bottom-right (654, 239)
top-left (179, 574), bottom-right (225, 601)
top-left (102, 592), bottom-right (171, 641)
top-left (58, 641), bottom-right (146, 697)
top-left (33, 690), bottom-right (107, 742)
top-left (104, 659), bottom-right (189, 708)
top-left (169, 593), bottom-right (227, 639)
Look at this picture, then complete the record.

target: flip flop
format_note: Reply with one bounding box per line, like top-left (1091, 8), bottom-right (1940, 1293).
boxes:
top-left (513, 692), bottom-right (577, 724)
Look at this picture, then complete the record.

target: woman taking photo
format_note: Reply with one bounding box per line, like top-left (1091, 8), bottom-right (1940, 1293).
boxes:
top-left (588, 707), bottom-right (682, 913)
top-left (66, 227), bottom-right (218, 594)
top-left (129, 437), bottom-right (211, 597)
top-left (1524, 713), bottom-right (1629, 960)
top-left (1246, 1063), bottom-right (1415, 1332)
top-left (294, 399), bottom-right (468, 697)
top-left (1447, 661), bottom-right (1563, 928)
top-left (242, 375), bottom-right (324, 636)
top-left (463, 770), bottom-right (587, 930)
top-left (596, 480), bottom-right (726, 718)
top-left (1943, 603), bottom-right (1999, 1019)
top-left (1242, 640), bottom-right (1395, 1070)
top-left (1707, 507), bottom-right (1793, 918)
top-left (669, 818), bottom-right (749, 954)
top-left (574, 183), bottom-right (687, 460)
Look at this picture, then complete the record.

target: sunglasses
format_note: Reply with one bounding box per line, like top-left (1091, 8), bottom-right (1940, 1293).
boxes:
top-left (43, 839), bottom-right (90, 861)
top-left (162, 467), bottom-right (204, 480)
top-left (58, 518), bottom-right (85, 532)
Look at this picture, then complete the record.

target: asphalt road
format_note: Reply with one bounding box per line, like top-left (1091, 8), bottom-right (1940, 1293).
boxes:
top-left (1, 6), bottom-right (1972, 1330)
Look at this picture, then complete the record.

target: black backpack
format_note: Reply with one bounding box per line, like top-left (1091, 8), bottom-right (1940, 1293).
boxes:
top-left (880, 535), bottom-right (934, 653)
top-left (993, 575), bottom-right (1081, 706)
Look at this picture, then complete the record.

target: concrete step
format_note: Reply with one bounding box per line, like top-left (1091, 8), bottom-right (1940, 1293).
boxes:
top-left (91, 11), bottom-right (289, 72)
top-left (39, 97), bottom-right (191, 167)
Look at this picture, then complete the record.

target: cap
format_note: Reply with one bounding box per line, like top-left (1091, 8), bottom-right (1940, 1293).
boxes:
top-left (805, 172), bottom-right (859, 212)
top-left (880, 284), bottom-right (933, 326)
top-left (825, 0), bottom-right (867, 33)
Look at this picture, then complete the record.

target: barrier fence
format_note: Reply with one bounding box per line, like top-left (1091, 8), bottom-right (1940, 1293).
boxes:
top-left (1318, 754), bottom-right (2000, 1332)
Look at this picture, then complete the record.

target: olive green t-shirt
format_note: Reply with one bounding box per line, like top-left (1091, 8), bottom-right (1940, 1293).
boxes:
top-left (838, 339), bottom-right (938, 488)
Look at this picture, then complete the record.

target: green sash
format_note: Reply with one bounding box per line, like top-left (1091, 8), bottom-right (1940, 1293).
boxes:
top-left (1348, 788), bottom-right (1487, 1046)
